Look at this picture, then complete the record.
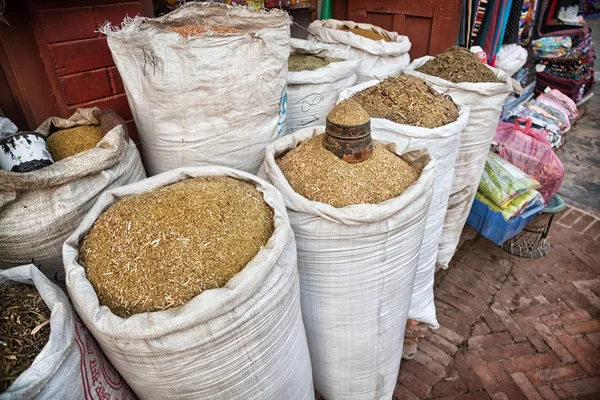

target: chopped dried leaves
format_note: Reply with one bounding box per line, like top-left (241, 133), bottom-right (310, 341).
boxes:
top-left (278, 133), bottom-right (419, 207)
top-left (46, 125), bottom-right (104, 161)
top-left (0, 284), bottom-right (51, 393)
top-left (416, 46), bottom-right (502, 84)
top-left (79, 177), bottom-right (274, 318)
top-left (288, 55), bottom-right (343, 72)
top-left (352, 75), bottom-right (459, 128)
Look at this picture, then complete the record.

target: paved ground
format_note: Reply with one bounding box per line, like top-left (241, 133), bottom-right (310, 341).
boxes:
top-left (555, 16), bottom-right (600, 213)
top-left (394, 206), bottom-right (600, 400)
top-left (394, 17), bottom-right (600, 399)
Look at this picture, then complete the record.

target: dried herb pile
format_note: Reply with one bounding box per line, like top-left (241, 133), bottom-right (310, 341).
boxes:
top-left (327, 99), bottom-right (370, 126)
top-left (416, 46), bottom-right (502, 83)
top-left (278, 134), bottom-right (419, 207)
top-left (46, 125), bottom-right (104, 161)
top-left (352, 75), bottom-right (459, 128)
top-left (166, 25), bottom-right (243, 37)
top-left (0, 284), bottom-right (51, 393)
top-left (79, 177), bottom-right (274, 318)
top-left (343, 27), bottom-right (390, 42)
top-left (288, 55), bottom-right (343, 72)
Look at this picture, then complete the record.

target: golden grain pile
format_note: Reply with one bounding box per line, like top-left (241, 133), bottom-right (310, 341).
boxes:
top-left (352, 75), bottom-right (459, 128)
top-left (79, 177), bottom-right (274, 318)
top-left (288, 55), bottom-right (343, 72)
top-left (165, 25), bottom-right (243, 37)
top-left (343, 27), bottom-right (390, 41)
top-left (46, 125), bottom-right (104, 161)
top-left (0, 284), bottom-right (51, 393)
top-left (278, 134), bottom-right (419, 207)
top-left (327, 99), bottom-right (370, 126)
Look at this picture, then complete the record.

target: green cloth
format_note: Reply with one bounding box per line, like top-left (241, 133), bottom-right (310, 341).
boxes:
top-left (320, 0), bottom-right (332, 19)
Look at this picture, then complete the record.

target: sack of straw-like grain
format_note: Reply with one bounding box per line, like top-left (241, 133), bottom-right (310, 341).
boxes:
top-left (262, 127), bottom-right (435, 400)
top-left (286, 39), bottom-right (361, 134)
top-left (0, 108), bottom-right (146, 283)
top-left (101, 2), bottom-right (291, 176)
top-left (338, 80), bottom-right (470, 328)
top-left (405, 56), bottom-right (512, 268)
top-left (308, 19), bottom-right (411, 84)
top-left (63, 167), bottom-right (314, 400)
top-left (0, 264), bottom-right (135, 400)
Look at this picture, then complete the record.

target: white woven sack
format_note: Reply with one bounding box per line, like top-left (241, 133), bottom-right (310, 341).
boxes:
top-left (102, 3), bottom-right (291, 176)
top-left (405, 57), bottom-right (512, 268)
top-left (286, 39), bottom-right (360, 134)
top-left (337, 81), bottom-right (470, 328)
top-left (0, 264), bottom-right (135, 400)
top-left (307, 19), bottom-right (411, 84)
top-left (262, 128), bottom-right (435, 400)
top-left (0, 108), bottom-right (146, 282)
top-left (63, 167), bottom-right (314, 400)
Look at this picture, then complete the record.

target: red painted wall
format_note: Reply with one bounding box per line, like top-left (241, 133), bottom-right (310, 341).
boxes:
top-left (27, 0), bottom-right (153, 145)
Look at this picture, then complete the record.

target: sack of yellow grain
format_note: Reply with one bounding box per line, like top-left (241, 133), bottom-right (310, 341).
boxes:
top-left (63, 166), bottom-right (313, 400)
top-left (262, 126), bottom-right (436, 400)
top-left (0, 108), bottom-right (146, 283)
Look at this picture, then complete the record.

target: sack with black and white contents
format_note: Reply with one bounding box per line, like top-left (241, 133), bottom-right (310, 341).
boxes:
top-left (63, 167), bottom-right (314, 400)
top-left (286, 39), bottom-right (360, 134)
top-left (0, 108), bottom-right (146, 282)
top-left (337, 81), bottom-right (470, 328)
top-left (102, 2), bottom-right (291, 176)
top-left (0, 264), bottom-right (135, 400)
top-left (308, 19), bottom-right (411, 84)
top-left (262, 128), bottom-right (435, 400)
top-left (404, 57), bottom-right (513, 268)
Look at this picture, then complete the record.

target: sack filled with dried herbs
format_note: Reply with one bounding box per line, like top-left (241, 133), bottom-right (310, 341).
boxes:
top-left (286, 39), bottom-right (361, 135)
top-left (262, 127), bottom-right (436, 400)
top-left (0, 108), bottom-right (146, 283)
top-left (63, 167), bottom-right (313, 400)
top-left (0, 264), bottom-right (134, 400)
top-left (405, 53), bottom-right (513, 268)
top-left (338, 80), bottom-right (470, 329)
top-left (308, 19), bottom-right (412, 84)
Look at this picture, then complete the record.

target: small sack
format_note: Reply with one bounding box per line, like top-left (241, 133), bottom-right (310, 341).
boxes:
top-left (286, 39), bottom-right (361, 134)
top-left (0, 108), bottom-right (146, 282)
top-left (479, 151), bottom-right (540, 209)
top-left (494, 119), bottom-right (565, 204)
top-left (308, 19), bottom-right (411, 84)
top-left (63, 167), bottom-right (314, 400)
top-left (0, 264), bottom-right (135, 400)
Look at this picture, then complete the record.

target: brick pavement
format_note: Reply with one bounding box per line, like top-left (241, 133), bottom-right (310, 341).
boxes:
top-left (394, 204), bottom-right (600, 400)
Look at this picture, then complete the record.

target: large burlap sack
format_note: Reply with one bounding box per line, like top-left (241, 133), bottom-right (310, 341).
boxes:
top-left (0, 108), bottom-right (146, 282)
top-left (102, 2), bottom-right (290, 176)
top-left (286, 39), bottom-right (360, 134)
top-left (338, 81), bottom-right (470, 328)
top-left (308, 19), bottom-right (411, 84)
top-left (405, 57), bottom-right (512, 268)
top-left (262, 128), bottom-right (435, 400)
top-left (63, 167), bottom-right (314, 400)
top-left (0, 264), bottom-right (135, 400)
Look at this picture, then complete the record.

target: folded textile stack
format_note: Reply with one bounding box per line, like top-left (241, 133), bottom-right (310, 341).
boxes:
top-left (502, 47), bottom-right (538, 118)
top-left (503, 89), bottom-right (578, 148)
top-left (534, 29), bottom-right (596, 103)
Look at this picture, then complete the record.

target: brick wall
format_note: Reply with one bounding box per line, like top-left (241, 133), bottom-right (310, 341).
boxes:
top-left (27, 0), bottom-right (153, 145)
